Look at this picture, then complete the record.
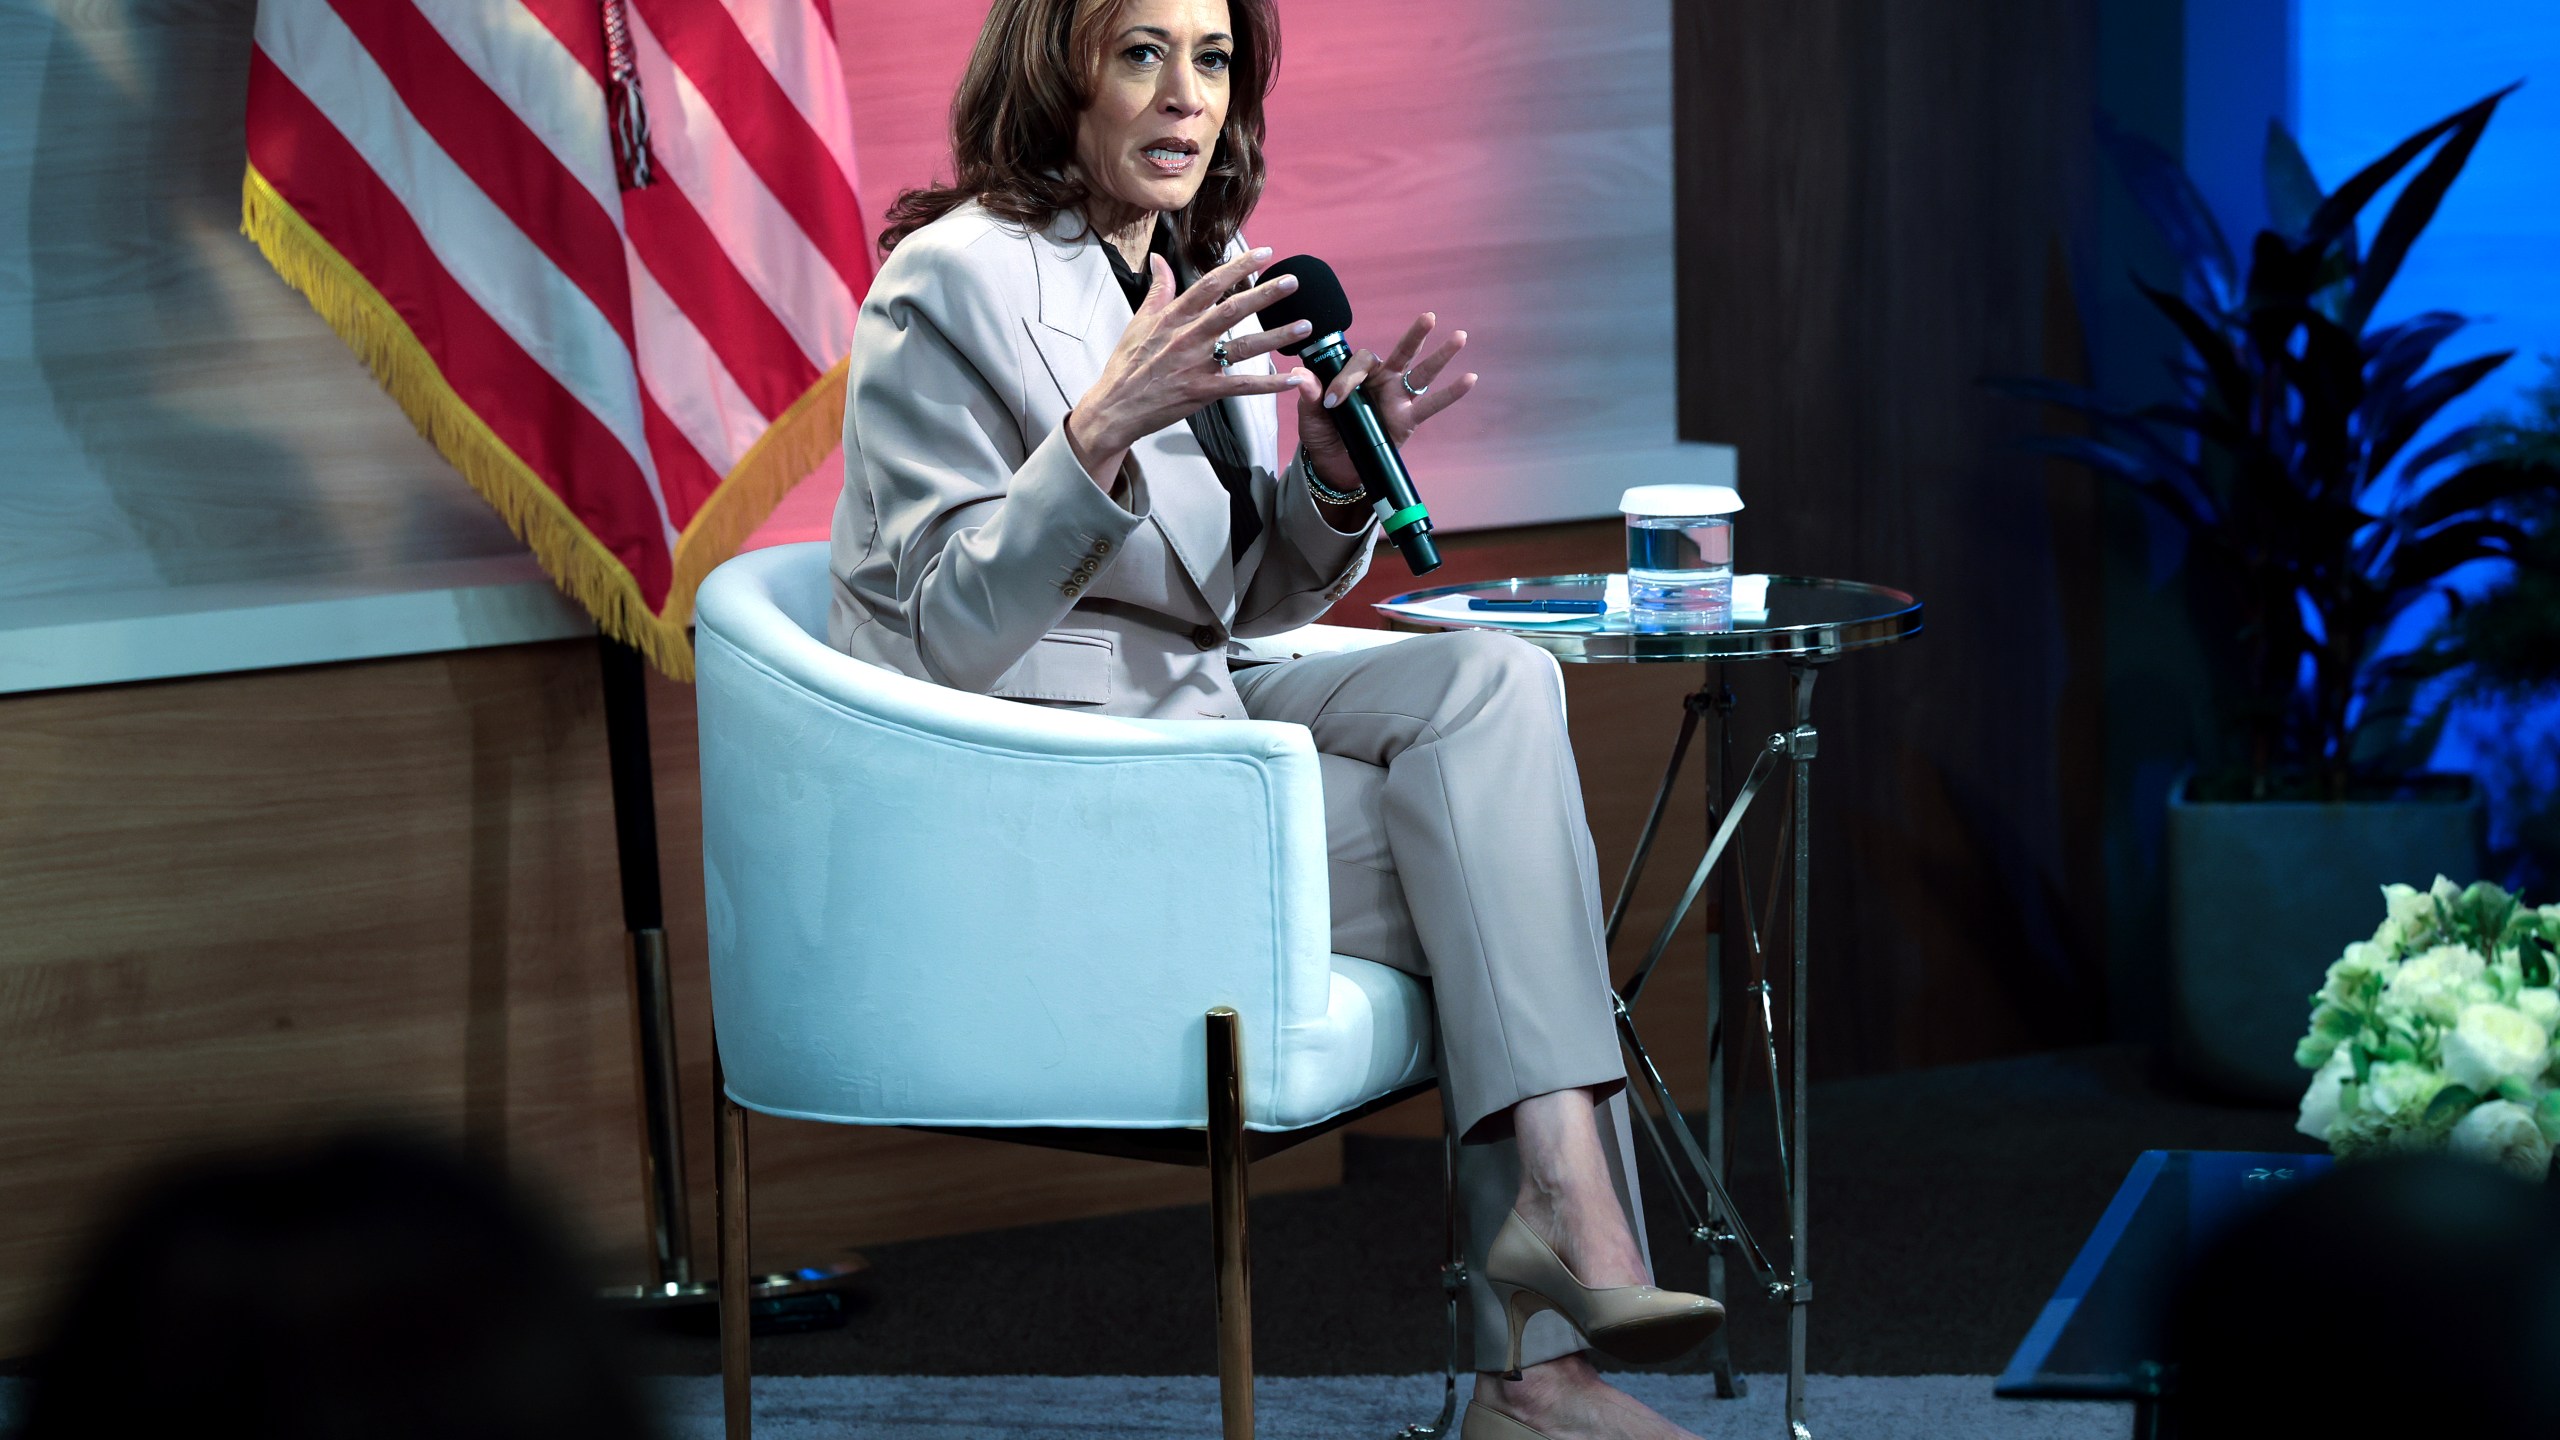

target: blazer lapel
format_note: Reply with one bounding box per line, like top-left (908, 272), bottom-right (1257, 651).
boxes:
top-left (1020, 210), bottom-right (1237, 620)
top-left (1024, 212), bottom-right (1111, 411)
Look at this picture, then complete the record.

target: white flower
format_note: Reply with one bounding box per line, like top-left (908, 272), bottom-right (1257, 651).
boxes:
top-left (2443, 1003), bottom-right (2550, 1092)
top-left (2385, 944), bottom-right (2489, 1023)
top-left (2385, 876), bottom-right (2426, 932)
top-left (2297, 1047), bottom-right (2354, 1141)
top-left (2450, 1099), bottom-right (2555, 1181)
top-left (2518, 988), bottom-right (2560, 1036)
top-left (2365, 1060), bottom-right (2448, 1119)
top-left (2320, 941), bottom-right (2396, 1008)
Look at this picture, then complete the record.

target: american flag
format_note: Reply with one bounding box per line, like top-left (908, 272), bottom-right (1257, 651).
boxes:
top-left (242, 0), bottom-right (870, 676)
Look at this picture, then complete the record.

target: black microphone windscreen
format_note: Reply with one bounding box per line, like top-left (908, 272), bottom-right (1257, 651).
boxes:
top-left (1257, 255), bottom-right (1352, 355)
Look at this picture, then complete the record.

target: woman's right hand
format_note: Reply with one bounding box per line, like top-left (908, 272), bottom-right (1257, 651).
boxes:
top-left (1065, 246), bottom-right (1316, 491)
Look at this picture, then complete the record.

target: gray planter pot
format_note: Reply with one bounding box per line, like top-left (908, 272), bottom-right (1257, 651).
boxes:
top-left (2167, 775), bottom-right (2484, 1104)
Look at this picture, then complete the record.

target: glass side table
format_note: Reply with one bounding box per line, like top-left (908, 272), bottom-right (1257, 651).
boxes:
top-left (1996, 1149), bottom-right (2333, 1438)
top-left (1378, 574), bottom-right (1923, 1439)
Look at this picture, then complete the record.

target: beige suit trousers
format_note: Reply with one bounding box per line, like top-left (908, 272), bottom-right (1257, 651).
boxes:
top-left (1232, 629), bottom-right (1649, 1370)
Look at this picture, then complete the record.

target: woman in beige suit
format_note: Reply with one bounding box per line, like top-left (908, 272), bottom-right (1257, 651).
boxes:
top-left (829, 4), bottom-right (1720, 1436)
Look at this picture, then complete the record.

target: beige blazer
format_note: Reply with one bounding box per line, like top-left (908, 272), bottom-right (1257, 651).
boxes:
top-left (827, 202), bottom-right (1376, 720)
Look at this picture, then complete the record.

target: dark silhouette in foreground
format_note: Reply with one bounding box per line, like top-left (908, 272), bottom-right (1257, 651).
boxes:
top-left (13, 1131), bottom-right (655, 1440)
top-left (2170, 1153), bottom-right (2560, 1438)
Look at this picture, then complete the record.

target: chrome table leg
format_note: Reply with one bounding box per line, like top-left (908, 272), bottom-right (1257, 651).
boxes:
top-left (1783, 661), bottom-right (1820, 1439)
top-left (1606, 662), bottom-right (1832, 1435)
top-left (1702, 670), bottom-right (1746, 1399)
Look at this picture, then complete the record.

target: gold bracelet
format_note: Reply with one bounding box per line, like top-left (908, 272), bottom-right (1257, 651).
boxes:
top-left (1302, 452), bottom-right (1367, 507)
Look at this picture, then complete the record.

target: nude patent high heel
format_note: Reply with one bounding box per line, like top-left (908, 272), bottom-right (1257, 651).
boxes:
top-left (1481, 1208), bottom-right (1724, 1376)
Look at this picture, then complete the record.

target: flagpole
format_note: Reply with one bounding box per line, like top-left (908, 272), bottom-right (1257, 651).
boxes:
top-left (595, 635), bottom-right (866, 1316)
top-left (599, 635), bottom-right (700, 1295)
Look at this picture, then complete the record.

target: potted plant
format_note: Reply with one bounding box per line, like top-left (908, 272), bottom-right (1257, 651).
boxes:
top-left (2001, 87), bottom-right (2552, 1100)
top-left (2381, 359), bottom-right (2560, 899)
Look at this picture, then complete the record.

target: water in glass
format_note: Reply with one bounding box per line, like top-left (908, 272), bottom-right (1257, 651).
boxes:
top-left (1627, 515), bottom-right (1734, 628)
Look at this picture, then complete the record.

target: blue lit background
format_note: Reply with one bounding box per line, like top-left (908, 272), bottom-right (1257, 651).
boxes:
top-left (2295, 1), bottom-right (2560, 434)
top-left (2289, 1), bottom-right (2558, 883)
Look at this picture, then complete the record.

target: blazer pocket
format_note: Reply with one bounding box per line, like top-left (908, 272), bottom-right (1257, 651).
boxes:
top-left (989, 630), bottom-right (1114, 705)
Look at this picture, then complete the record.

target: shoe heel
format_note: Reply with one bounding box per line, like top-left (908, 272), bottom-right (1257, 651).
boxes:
top-left (1489, 1280), bottom-right (1547, 1379)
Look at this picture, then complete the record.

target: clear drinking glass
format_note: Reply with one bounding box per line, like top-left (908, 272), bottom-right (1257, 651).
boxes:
top-left (1622, 484), bottom-right (1742, 630)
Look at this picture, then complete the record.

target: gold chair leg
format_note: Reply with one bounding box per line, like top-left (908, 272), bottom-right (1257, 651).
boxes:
top-left (1207, 1007), bottom-right (1254, 1440)
top-left (715, 1046), bottom-right (752, 1440)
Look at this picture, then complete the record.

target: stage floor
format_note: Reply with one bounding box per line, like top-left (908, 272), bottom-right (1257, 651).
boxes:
top-left (628, 1045), bottom-right (2304, 1379)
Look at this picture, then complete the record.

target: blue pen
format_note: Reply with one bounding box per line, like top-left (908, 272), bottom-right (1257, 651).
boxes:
top-left (1467, 598), bottom-right (1606, 614)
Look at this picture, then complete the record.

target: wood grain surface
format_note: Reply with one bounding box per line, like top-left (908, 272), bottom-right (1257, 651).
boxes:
top-left (1673, 0), bottom-right (2113, 1076)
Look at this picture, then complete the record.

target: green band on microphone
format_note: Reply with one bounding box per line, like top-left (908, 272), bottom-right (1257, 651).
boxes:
top-left (1381, 504), bottom-right (1429, 533)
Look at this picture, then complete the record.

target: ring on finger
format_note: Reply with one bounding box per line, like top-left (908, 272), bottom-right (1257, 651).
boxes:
top-left (1211, 338), bottom-right (1232, 370)
top-left (1400, 369), bottom-right (1429, 398)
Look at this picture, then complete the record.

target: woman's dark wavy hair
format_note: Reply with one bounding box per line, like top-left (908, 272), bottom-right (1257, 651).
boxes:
top-left (880, 0), bottom-right (1279, 275)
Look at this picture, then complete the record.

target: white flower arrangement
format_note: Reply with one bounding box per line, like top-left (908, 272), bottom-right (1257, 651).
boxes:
top-left (2295, 876), bottom-right (2560, 1181)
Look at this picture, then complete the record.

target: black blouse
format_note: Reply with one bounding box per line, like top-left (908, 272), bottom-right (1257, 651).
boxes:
top-left (1101, 226), bottom-right (1264, 562)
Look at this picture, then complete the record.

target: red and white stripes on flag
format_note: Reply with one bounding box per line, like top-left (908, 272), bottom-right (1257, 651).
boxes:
top-left (241, 0), bottom-right (870, 676)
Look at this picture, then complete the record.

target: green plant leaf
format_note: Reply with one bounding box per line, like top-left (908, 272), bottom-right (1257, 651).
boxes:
top-left (2401, 458), bottom-right (2555, 534)
top-left (2351, 85), bottom-right (2522, 329)
top-left (2101, 116), bottom-right (2238, 311)
top-left (2367, 351), bottom-right (2518, 485)
top-left (2263, 119), bottom-right (2327, 242)
top-left (2382, 519), bottom-right (2529, 595)
top-left (2426, 1083), bottom-right (2483, 1127)
top-left (2138, 280), bottom-right (2255, 420)
top-left (2382, 427), bottom-right (2497, 508)
top-left (2016, 435), bottom-right (2222, 535)
top-left (2361, 317), bottom-right (2477, 457)
top-left (2303, 85), bottom-right (2519, 256)
top-left (2537, 1090), bottom-right (2560, 1144)
top-left (2284, 310), bottom-right (2372, 496)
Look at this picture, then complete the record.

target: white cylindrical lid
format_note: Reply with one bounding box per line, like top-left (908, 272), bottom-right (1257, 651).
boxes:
top-left (1620, 483), bottom-right (1743, 517)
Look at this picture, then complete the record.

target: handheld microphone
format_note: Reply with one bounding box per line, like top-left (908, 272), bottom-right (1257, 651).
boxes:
top-left (1256, 255), bottom-right (1441, 575)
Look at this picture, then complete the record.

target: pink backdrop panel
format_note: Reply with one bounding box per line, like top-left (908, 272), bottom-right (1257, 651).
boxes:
top-left (753, 0), bottom-right (1694, 550)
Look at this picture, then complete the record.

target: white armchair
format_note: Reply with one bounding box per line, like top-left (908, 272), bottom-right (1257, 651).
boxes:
top-left (692, 543), bottom-right (1454, 1440)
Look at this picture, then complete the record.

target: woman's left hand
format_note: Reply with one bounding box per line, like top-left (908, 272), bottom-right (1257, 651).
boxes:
top-left (1295, 312), bottom-right (1476, 489)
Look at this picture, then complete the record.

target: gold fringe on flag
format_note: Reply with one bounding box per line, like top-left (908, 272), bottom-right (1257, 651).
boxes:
top-left (662, 358), bottom-right (847, 646)
top-left (240, 164), bottom-right (846, 680)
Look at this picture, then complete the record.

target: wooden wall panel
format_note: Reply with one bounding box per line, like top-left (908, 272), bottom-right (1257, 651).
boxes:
top-left (1673, 1), bottom-right (2112, 1075)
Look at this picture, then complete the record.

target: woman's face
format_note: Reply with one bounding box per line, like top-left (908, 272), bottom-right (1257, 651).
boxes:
top-left (1073, 0), bottom-right (1234, 220)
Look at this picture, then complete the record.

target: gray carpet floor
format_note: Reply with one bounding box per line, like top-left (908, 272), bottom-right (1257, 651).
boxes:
top-left (653, 1374), bottom-right (2129, 1439)
top-left (634, 1045), bottom-right (2305, 1378)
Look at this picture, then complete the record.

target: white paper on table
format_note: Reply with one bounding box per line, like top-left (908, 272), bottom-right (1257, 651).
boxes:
top-left (1734, 573), bottom-right (1770, 622)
